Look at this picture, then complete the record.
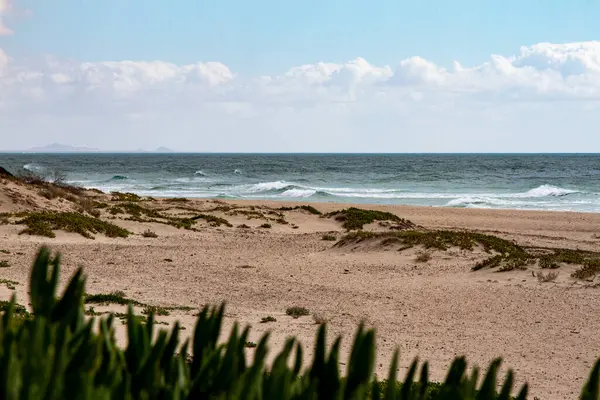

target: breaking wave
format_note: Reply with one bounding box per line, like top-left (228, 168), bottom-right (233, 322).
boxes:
top-left (516, 184), bottom-right (578, 198)
top-left (23, 163), bottom-right (46, 174)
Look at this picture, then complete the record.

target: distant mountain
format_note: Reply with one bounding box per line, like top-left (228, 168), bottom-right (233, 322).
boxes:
top-left (28, 143), bottom-right (100, 153)
top-left (155, 147), bottom-right (174, 153)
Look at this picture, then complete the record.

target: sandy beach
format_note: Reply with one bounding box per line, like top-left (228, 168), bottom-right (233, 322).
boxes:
top-left (2, 177), bottom-right (600, 399)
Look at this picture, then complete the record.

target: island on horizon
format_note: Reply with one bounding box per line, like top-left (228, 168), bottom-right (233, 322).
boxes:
top-left (22, 143), bottom-right (175, 154)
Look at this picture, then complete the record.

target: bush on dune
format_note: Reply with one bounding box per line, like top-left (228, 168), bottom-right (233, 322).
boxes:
top-left (326, 208), bottom-right (415, 231)
top-left (4, 247), bottom-right (600, 398)
top-left (16, 211), bottom-right (130, 239)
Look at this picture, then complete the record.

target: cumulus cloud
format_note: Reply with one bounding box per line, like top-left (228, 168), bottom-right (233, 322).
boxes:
top-left (0, 0), bottom-right (13, 35)
top-left (2, 41), bottom-right (600, 151)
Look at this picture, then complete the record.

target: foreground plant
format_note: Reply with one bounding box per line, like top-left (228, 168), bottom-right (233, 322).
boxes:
top-left (2, 247), bottom-right (600, 399)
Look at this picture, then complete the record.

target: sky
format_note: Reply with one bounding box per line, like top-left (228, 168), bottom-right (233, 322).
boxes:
top-left (1, 0), bottom-right (600, 152)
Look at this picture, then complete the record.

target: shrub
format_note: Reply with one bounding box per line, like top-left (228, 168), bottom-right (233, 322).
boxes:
top-left (11, 246), bottom-right (600, 399)
top-left (142, 305), bottom-right (170, 316)
top-left (142, 229), bottom-right (158, 238)
top-left (338, 230), bottom-right (533, 272)
top-left (0, 278), bottom-right (18, 290)
top-left (85, 290), bottom-right (136, 306)
top-left (572, 259), bottom-right (600, 280)
top-left (279, 205), bottom-right (322, 215)
top-left (322, 234), bottom-right (337, 241)
top-left (260, 223), bottom-right (272, 229)
top-left (537, 271), bottom-right (559, 283)
top-left (87, 208), bottom-right (102, 218)
top-left (190, 213), bottom-right (232, 227)
top-left (165, 197), bottom-right (189, 203)
top-left (16, 211), bottom-right (130, 239)
top-left (111, 191), bottom-right (141, 202)
top-left (299, 205), bottom-right (322, 215)
top-left (260, 316), bottom-right (277, 323)
top-left (39, 187), bottom-right (60, 200)
top-left (415, 252), bottom-right (432, 263)
top-left (0, 260), bottom-right (10, 268)
top-left (326, 208), bottom-right (415, 231)
top-left (286, 306), bottom-right (310, 318)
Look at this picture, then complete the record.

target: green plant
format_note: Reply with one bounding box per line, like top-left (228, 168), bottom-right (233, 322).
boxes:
top-left (299, 205), bottom-right (322, 215)
top-left (87, 208), bottom-right (102, 218)
top-left (326, 208), bottom-right (415, 231)
top-left (0, 278), bottom-right (18, 290)
top-left (279, 205), bottom-right (322, 215)
top-left (142, 305), bottom-right (170, 316)
top-left (260, 223), bottom-right (272, 229)
top-left (572, 259), bottom-right (600, 280)
top-left (165, 197), bottom-right (190, 202)
top-left (245, 341), bottom-right (257, 348)
top-left (0, 260), bottom-right (9, 268)
top-left (0, 249), bottom-right (9, 254)
top-left (338, 230), bottom-right (531, 272)
top-left (16, 211), bottom-right (130, 239)
top-left (112, 202), bottom-right (162, 219)
top-left (190, 213), bottom-right (232, 227)
top-left (0, 299), bottom-right (30, 326)
top-left (286, 306), bottom-right (310, 318)
top-left (85, 290), bottom-right (139, 306)
top-left (260, 316), bottom-right (277, 323)
top-left (415, 252), bottom-right (431, 263)
top-left (322, 234), bottom-right (337, 241)
top-left (111, 191), bottom-right (141, 201)
top-left (142, 229), bottom-right (158, 238)
top-left (537, 271), bottom-right (559, 283)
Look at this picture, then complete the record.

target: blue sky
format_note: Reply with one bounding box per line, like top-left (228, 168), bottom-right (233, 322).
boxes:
top-left (1, 0), bottom-right (600, 152)
top-left (4, 0), bottom-right (600, 74)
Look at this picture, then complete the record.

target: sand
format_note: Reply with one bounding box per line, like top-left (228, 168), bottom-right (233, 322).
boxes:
top-left (2, 178), bottom-right (600, 399)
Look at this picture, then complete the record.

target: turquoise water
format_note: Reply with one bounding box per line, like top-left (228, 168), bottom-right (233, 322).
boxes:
top-left (1, 153), bottom-right (600, 212)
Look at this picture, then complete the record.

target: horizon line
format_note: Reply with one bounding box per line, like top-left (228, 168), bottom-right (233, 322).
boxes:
top-left (1, 151), bottom-right (600, 155)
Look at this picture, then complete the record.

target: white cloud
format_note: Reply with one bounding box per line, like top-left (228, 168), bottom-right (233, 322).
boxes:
top-left (0, 0), bottom-right (13, 36)
top-left (2, 41), bottom-right (600, 151)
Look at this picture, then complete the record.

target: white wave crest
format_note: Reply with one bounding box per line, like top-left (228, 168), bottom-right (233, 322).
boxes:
top-left (245, 181), bottom-right (290, 192)
top-left (281, 188), bottom-right (317, 197)
top-left (517, 184), bottom-right (578, 198)
top-left (445, 197), bottom-right (496, 208)
top-left (23, 163), bottom-right (46, 173)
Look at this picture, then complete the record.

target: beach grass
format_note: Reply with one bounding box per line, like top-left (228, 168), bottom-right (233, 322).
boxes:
top-left (16, 211), bottom-right (131, 239)
top-left (336, 229), bottom-right (600, 276)
top-left (326, 207), bottom-right (415, 230)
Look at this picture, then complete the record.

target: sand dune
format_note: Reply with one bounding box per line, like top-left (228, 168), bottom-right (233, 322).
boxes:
top-left (2, 176), bottom-right (600, 399)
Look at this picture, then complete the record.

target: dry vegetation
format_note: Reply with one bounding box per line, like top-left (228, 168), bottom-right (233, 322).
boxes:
top-left (336, 229), bottom-right (600, 279)
top-left (325, 207), bottom-right (416, 230)
top-left (286, 306), bottom-right (310, 319)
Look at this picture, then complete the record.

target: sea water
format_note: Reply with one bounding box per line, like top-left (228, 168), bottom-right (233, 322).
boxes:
top-left (1, 153), bottom-right (599, 212)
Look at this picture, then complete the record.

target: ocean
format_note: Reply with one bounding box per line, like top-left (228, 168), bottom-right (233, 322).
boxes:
top-left (1, 153), bottom-right (599, 212)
